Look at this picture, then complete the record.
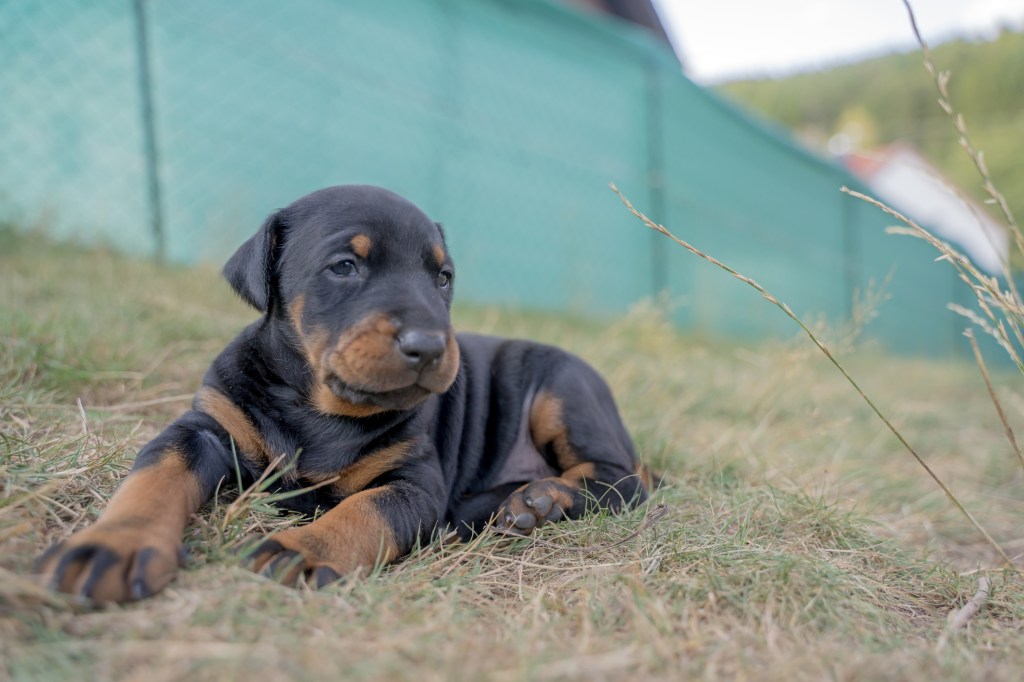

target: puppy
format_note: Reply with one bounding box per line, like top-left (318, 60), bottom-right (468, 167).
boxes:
top-left (37, 185), bottom-right (648, 601)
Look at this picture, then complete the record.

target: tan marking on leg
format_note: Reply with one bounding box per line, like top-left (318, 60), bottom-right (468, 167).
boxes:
top-left (102, 452), bottom-right (204, 530)
top-left (529, 391), bottom-right (579, 468)
top-left (40, 450), bottom-right (204, 602)
top-left (326, 441), bottom-right (413, 496)
top-left (259, 488), bottom-right (399, 576)
top-left (351, 234), bottom-right (371, 259)
top-left (195, 386), bottom-right (273, 464)
top-left (635, 462), bottom-right (653, 492)
top-left (432, 243), bottom-right (446, 267)
top-left (309, 488), bottom-right (400, 571)
top-left (562, 462), bottom-right (596, 483)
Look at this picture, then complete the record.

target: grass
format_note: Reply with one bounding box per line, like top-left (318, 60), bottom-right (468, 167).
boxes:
top-left (2, 227), bottom-right (1024, 680)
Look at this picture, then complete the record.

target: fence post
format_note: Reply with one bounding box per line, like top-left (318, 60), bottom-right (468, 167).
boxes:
top-left (645, 59), bottom-right (666, 297)
top-left (841, 190), bottom-right (859, 322)
top-left (131, 0), bottom-right (165, 261)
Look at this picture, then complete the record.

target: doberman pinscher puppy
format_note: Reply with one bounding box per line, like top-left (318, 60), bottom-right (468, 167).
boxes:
top-left (36, 185), bottom-right (649, 602)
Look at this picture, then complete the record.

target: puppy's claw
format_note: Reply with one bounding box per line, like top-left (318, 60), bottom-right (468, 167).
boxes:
top-left (247, 539), bottom-right (285, 566)
top-left (313, 565), bottom-right (341, 589)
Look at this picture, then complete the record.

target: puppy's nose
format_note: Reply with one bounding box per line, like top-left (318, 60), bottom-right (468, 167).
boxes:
top-left (397, 330), bottom-right (447, 371)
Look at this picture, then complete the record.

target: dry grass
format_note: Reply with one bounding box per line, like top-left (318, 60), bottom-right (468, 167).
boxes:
top-left (2, 228), bottom-right (1024, 680)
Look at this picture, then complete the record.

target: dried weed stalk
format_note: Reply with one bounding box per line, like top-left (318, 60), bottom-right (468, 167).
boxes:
top-left (613, 0), bottom-right (1024, 570)
top-left (611, 185), bottom-right (1013, 567)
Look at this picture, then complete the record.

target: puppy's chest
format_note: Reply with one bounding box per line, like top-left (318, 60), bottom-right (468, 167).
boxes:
top-left (251, 424), bottom-right (361, 516)
top-left (280, 421), bottom-right (371, 482)
top-left (255, 405), bottom-right (413, 487)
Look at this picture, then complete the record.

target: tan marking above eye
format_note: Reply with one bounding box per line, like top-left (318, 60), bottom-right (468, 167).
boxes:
top-left (351, 234), bottom-right (371, 259)
top-left (432, 243), bottom-right (446, 267)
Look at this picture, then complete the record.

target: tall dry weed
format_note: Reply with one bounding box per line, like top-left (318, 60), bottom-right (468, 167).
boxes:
top-left (612, 2), bottom-right (1024, 571)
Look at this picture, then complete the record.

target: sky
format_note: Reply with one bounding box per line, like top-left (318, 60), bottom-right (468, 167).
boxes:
top-left (653, 0), bottom-right (1024, 83)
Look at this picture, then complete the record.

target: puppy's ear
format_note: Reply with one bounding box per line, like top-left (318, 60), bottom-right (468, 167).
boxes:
top-left (224, 210), bottom-right (282, 312)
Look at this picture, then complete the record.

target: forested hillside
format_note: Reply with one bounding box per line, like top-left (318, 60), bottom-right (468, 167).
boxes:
top-left (720, 28), bottom-right (1024, 228)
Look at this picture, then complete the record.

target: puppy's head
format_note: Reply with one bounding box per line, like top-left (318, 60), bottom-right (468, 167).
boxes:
top-left (224, 185), bottom-right (459, 416)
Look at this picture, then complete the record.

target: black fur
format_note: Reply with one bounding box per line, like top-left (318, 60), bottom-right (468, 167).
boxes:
top-left (38, 185), bottom-right (648, 601)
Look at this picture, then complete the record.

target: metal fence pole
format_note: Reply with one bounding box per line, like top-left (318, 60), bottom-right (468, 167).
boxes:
top-left (645, 59), bottom-right (666, 297)
top-left (131, 0), bottom-right (165, 261)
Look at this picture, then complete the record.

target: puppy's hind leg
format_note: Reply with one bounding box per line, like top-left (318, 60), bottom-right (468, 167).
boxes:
top-left (496, 357), bottom-right (648, 533)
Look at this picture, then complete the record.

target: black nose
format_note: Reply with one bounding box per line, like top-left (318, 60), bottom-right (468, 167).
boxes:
top-left (397, 330), bottom-right (447, 371)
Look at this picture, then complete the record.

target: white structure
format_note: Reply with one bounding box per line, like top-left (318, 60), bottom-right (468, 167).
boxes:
top-left (844, 144), bottom-right (1009, 275)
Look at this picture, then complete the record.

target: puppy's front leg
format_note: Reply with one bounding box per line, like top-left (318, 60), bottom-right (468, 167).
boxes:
top-left (247, 453), bottom-right (446, 588)
top-left (36, 412), bottom-right (232, 602)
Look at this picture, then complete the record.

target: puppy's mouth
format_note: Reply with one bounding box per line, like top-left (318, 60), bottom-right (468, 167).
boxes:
top-left (324, 374), bottom-right (435, 412)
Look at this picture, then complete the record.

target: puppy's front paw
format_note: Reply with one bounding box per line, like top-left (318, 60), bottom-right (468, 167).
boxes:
top-left (242, 532), bottom-right (343, 590)
top-left (36, 521), bottom-right (183, 603)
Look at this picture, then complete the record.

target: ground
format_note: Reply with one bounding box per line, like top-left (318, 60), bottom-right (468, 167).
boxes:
top-left (1, 227), bottom-right (1022, 680)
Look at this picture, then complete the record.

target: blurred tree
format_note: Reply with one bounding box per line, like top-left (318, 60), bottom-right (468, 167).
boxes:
top-left (720, 29), bottom-right (1024, 228)
top-left (834, 105), bottom-right (880, 151)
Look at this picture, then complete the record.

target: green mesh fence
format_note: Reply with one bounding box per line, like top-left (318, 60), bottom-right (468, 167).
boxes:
top-left (0, 0), bottom-right (152, 253)
top-left (0, 0), bottom-right (984, 358)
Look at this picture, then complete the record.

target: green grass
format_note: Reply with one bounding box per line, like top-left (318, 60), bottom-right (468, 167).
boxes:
top-left (2, 228), bottom-right (1023, 680)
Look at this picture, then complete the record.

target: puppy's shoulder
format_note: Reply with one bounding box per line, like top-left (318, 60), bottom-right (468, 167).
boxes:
top-left (455, 331), bottom-right (581, 381)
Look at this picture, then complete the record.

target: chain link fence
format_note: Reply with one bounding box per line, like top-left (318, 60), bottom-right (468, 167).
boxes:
top-left (1, 0), bottom-right (974, 357)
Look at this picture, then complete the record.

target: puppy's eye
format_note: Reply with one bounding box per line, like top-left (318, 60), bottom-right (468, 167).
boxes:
top-left (329, 259), bottom-right (358, 277)
top-left (437, 270), bottom-right (452, 289)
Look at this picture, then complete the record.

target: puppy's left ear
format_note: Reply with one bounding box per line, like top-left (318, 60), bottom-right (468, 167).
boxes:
top-left (224, 210), bottom-right (283, 313)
